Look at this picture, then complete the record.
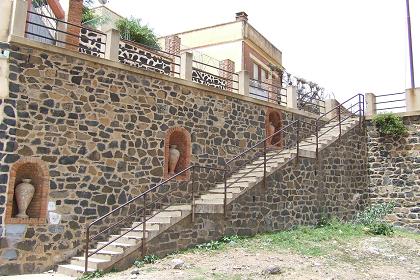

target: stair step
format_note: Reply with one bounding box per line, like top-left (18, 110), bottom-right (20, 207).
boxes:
top-left (153, 210), bottom-right (182, 217)
top-left (195, 198), bottom-right (226, 205)
top-left (200, 193), bottom-right (234, 199)
top-left (147, 216), bottom-right (172, 223)
top-left (120, 228), bottom-right (151, 237)
top-left (165, 205), bottom-right (191, 212)
top-left (209, 187), bottom-right (242, 194)
top-left (216, 182), bottom-right (249, 189)
top-left (97, 241), bottom-right (133, 252)
top-left (87, 249), bottom-right (122, 261)
top-left (110, 234), bottom-right (142, 245)
top-left (57, 264), bottom-right (94, 277)
top-left (71, 257), bottom-right (109, 270)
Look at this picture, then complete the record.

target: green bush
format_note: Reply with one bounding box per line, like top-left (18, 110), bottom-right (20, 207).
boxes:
top-left (354, 202), bottom-right (395, 236)
top-left (79, 270), bottom-right (104, 280)
top-left (367, 222), bottom-right (394, 236)
top-left (372, 113), bottom-right (407, 136)
top-left (116, 17), bottom-right (160, 49)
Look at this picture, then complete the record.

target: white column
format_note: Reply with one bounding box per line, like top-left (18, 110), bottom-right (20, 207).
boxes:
top-left (105, 28), bottom-right (120, 62)
top-left (365, 93), bottom-right (377, 115)
top-left (0, 0), bottom-right (14, 41)
top-left (9, 0), bottom-right (28, 38)
top-left (406, 87), bottom-right (420, 112)
top-left (286, 86), bottom-right (297, 109)
top-left (238, 70), bottom-right (249, 96)
top-left (180, 52), bottom-right (193, 81)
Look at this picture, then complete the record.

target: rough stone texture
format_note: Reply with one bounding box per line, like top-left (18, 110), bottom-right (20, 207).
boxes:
top-left (139, 125), bottom-right (369, 263)
top-left (367, 115), bottom-right (420, 232)
top-left (0, 42), bottom-right (318, 275)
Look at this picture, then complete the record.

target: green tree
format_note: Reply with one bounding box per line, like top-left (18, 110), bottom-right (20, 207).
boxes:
top-left (116, 17), bottom-right (160, 49)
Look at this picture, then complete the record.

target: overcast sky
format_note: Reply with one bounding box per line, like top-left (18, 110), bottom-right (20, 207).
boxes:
top-left (102, 0), bottom-right (419, 102)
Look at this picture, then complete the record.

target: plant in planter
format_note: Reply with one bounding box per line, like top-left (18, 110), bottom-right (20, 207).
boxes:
top-left (372, 113), bottom-right (407, 136)
top-left (116, 17), bottom-right (160, 49)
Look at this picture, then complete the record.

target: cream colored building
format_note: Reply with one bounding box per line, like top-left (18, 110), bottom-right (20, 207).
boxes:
top-left (158, 12), bottom-right (283, 84)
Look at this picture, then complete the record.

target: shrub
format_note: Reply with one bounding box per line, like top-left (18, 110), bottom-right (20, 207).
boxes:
top-left (354, 202), bottom-right (395, 236)
top-left (372, 113), bottom-right (407, 136)
top-left (366, 222), bottom-right (394, 236)
top-left (116, 17), bottom-right (160, 49)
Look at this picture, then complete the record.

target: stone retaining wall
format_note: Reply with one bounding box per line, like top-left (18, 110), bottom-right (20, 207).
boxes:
top-left (0, 41), bottom-right (319, 275)
top-left (367, 114), bottom-right (420, 232)
top-left (133, 125), bottom-right (368, 266)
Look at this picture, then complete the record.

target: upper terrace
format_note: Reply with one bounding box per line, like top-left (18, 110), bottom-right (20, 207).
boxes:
top-left (0, 0), bottom-right (329, 116)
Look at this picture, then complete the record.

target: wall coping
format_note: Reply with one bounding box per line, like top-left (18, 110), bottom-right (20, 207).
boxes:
top-left (365, 110), bottom-right (420, 120)
top-left (8, 35), bottom-right (325, 121)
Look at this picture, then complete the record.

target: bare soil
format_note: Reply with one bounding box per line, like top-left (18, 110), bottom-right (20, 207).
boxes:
top-left (100, 235), bottom-right (420, 280)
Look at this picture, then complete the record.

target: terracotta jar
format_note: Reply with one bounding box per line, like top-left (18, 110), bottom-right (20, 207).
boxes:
top-left (168, 145), bottom-right (180, 175)
top-left (267, 122), bottom-right (276, 145)
top-left (15, 178), bottom-right (35, 218)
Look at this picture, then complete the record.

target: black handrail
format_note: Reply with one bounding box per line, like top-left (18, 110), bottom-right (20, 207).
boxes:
top-left (85, 164), bottom-right (227, 272)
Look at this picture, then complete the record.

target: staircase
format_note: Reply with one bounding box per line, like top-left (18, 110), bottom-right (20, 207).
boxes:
top-left (57, 116), bottom-right (361, 277)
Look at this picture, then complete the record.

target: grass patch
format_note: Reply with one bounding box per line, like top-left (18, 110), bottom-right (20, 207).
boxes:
top-left (240, 220), bottom-right (366, 256)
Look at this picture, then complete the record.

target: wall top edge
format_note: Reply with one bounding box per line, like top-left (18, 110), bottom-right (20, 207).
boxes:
top-left (8, 35), bottom-right (323, 120)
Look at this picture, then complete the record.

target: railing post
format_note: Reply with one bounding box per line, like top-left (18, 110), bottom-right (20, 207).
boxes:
top-left (191, 166), bottom-right (195, 223)
top-left (286, 86), bottom-right (298, 109)
top-left (223, 168), bottom-right (227, 218)
top-left (84, 225), bottom-right (90, 273)
top-left (141, 194), bottom-right (147, 257)
top-left (296, 120), bottom-right (299, 165)
top-left (238, 70), bottom-right (250, 96)
top-left (263, 140), bottom-right (267, 189)
top-left (8, 0), bottom-right (28, 38)
top-left (105, 28), bottom-right (120, 62)
top-left (180, 52), bottom-right (193, 81)
top-left (338, 106), bottom-right (342, 140)
top-left (358, 94), bottom-right (362, 130)
top-left (315, 121), bottom-right (319, 160)
top-left (365, 93), bottom-right (377, 116)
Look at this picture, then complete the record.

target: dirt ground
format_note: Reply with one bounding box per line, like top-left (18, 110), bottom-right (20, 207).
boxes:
top-left (1, 233), bottom-right (418, 280)
top-left (99, 235), bottom-right (419, 280)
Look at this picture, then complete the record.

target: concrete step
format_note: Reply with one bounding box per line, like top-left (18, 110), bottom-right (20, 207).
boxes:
top-left (200, 192), bottom-right (234, 200)
top-left (87, 249), bottom-right (122, 261)
top-left (153, 210), bottom-right (182, 217)
top-left (165, 204), bottom-right (191, 213)
top-left (195, 198), bottom-right (228, 205)
top-left (110, 234), bottom-right (143, 245)
top-left (71, 257), bottom-right (110, 270)
top-left (120, 228), bottom-right (153, 238)
top-left (96, 241), bottom-right (132, 253)
top-left (57, 264), bottom-right (94, 277)
top-left (209, 187), bottom-right (242, 194)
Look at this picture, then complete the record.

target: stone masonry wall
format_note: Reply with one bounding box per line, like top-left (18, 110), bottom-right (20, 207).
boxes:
top-left (133, 125), bottom-right (369, 265)
top-left (367, 115), bottom-right (420, 232)
top-left (0, 41), bottom-right (319, 275)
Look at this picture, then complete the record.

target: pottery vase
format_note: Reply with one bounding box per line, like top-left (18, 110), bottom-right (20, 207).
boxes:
top-left (268, 122), bottom-right (276, 144)
top-left (15, 178), bottom-right (35, 218)
top-left (168, 145), bottom-right (180, 175)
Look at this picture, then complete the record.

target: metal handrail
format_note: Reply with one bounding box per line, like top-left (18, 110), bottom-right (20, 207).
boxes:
top-left (314, 93), bottom-right (364, 158)
top-left (84, 164), bottom-right (227, 272)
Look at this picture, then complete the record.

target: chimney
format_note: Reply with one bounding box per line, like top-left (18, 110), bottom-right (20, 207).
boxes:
top-left (235, 11), bottom-right (248, 22)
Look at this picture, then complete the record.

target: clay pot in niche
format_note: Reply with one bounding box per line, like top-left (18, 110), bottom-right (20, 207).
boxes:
top-left (14, 178), bottom-right (35, 218)
top-left (267, 122), bottom-right (276, 144)
top-left (168, 145), bottom-right (180, 175)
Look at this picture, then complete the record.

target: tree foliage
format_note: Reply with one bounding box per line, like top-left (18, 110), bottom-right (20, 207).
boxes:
top-left (116, 17), bottom-right (160, 49)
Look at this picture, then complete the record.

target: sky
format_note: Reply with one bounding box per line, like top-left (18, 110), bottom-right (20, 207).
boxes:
top-left (101, 0), bottom-right (419, 102)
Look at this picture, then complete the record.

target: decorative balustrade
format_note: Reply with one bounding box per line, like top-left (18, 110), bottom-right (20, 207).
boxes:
top-left (119, 40), bottom-right (180, 77)
top-left (14, 0), bottom-right (329, 115)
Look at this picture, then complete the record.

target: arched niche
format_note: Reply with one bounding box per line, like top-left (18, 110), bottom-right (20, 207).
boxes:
top-left (164, 127), bottom-right (191, 180)
top-left (5, 158), bottom-right (49, 224)
top-left (265, 108), bottom-right (283, 148)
